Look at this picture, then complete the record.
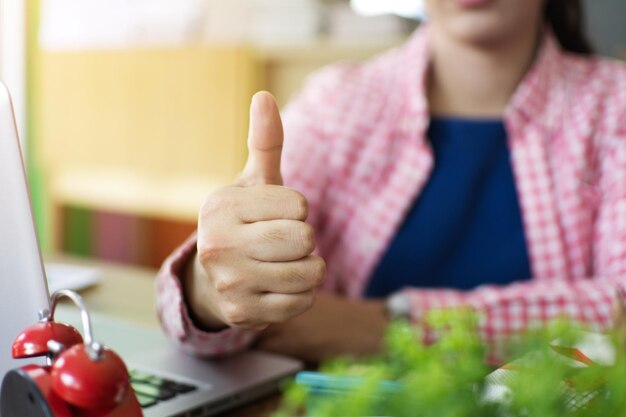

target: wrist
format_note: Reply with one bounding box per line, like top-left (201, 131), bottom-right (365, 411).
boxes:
top-left (363, 299), bottom-right (390, 355)
top-left (183, 252), bottom-right (228, 331)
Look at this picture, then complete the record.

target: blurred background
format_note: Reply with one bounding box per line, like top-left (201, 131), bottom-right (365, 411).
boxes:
top-left (0, 0), bottom-right (625, 270)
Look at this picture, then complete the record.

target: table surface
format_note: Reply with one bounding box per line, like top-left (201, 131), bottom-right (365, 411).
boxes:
top-left (47, 255), bottom-right (284, 417)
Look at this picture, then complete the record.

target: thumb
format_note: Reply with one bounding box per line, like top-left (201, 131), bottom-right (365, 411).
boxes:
top-left (238, 91), bottom-right (284, 186)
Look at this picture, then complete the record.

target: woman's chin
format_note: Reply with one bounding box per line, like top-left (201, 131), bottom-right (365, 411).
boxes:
top-left (427, 0), bottom-right (543, 50)
top-left (455, 0), bottom-right (497, 9)
top-left (439, 16), bottom-right (519, 48)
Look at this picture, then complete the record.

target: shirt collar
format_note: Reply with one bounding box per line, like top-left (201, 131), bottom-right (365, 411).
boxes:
top-left (505, 30), bottom-right (564, 133)
top-left (401, 25), bottom-right (565, 133)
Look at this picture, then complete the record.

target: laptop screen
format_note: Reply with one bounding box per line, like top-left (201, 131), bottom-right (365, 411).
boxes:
top-left (0, 83), bottom-right (50, 377)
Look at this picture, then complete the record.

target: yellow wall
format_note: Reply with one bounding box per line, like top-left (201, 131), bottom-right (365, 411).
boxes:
top-left (38, 47), bottom-right (258, 181)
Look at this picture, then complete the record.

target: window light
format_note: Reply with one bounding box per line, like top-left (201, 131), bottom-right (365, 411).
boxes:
top-left (350, 0), bottom-right (425, 19)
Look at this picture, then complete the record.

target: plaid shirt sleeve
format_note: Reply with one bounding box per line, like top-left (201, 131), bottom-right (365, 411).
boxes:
top-left (404, 277), bottom-right (619, 362)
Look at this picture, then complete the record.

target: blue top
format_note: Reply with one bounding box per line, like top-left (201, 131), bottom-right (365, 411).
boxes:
top-left (365, 118), bottom-right (531, 298)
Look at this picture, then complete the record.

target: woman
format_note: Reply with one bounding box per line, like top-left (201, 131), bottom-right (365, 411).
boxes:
top-left (156, 0), bottom-right (626, 363)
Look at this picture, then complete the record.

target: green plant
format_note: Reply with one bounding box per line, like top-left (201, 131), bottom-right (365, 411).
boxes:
top-left (275, 310), bottom-right (626, 417)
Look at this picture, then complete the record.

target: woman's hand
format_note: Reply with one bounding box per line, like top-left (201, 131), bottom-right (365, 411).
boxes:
top-left (256, 293), bottom-right (389, 363)
top-left (184, 92), bottom-right (326, 331)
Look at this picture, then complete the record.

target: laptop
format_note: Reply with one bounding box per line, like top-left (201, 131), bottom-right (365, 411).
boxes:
top-left (0, 82), bottom-right (302, 416)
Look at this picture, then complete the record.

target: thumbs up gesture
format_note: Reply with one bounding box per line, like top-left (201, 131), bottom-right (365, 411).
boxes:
top-left (185, 92), bottom-right (326, 330)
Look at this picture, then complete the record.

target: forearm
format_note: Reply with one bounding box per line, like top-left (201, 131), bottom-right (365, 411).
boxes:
top-left (256, 293), bottom-right (388, 363)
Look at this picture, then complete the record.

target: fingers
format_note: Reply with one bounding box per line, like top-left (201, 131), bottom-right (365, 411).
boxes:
top-left (221, 291), bottom-right (316, 329)
top-left (207, 255), bottom-right (325, 328)
top-left (235, 185), bottom-right (308, 223)
top-left (200, 185), bottom-right (308, 224)
top-left (259, 291), bottom-right (316, 323)
top-left (209, 256), bottom-right (325, 297)
top-left (242, 220), bottom-right (316, 262)
top-left (252, 256), bottom-right (326, 294)
top-left (238, 92), bottom-right (284, 187)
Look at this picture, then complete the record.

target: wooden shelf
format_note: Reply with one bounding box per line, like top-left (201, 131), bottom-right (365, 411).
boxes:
top-left (52, 168), bottom-right (226, 222)
top-left (254, 36), bottom-right (405, 62)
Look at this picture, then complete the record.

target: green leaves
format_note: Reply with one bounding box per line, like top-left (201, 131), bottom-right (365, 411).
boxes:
top-left (275, 310), bottom-right (626, 417)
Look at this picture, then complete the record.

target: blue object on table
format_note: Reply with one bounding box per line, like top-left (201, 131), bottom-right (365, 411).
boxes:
top-left (296, 371), bottom-right (402, 414)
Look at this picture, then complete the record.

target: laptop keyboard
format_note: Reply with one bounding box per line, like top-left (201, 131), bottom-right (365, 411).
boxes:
top-left (130, 369), bottom-right (198, 409)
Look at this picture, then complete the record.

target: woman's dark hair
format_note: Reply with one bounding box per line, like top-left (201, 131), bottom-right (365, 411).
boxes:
top-left (545, 0), bottom-right (594, 55)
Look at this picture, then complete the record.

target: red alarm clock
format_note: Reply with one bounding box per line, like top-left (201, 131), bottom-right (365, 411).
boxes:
top-left (1, 290), bottom-right (143, 417)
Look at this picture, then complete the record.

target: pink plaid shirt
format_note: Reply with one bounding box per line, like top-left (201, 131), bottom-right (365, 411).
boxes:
top-left (156, 26), bottom-right (626, 359)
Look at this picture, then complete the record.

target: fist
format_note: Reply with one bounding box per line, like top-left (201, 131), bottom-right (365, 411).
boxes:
top-left (188, 92), bottom-right (326, 330)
